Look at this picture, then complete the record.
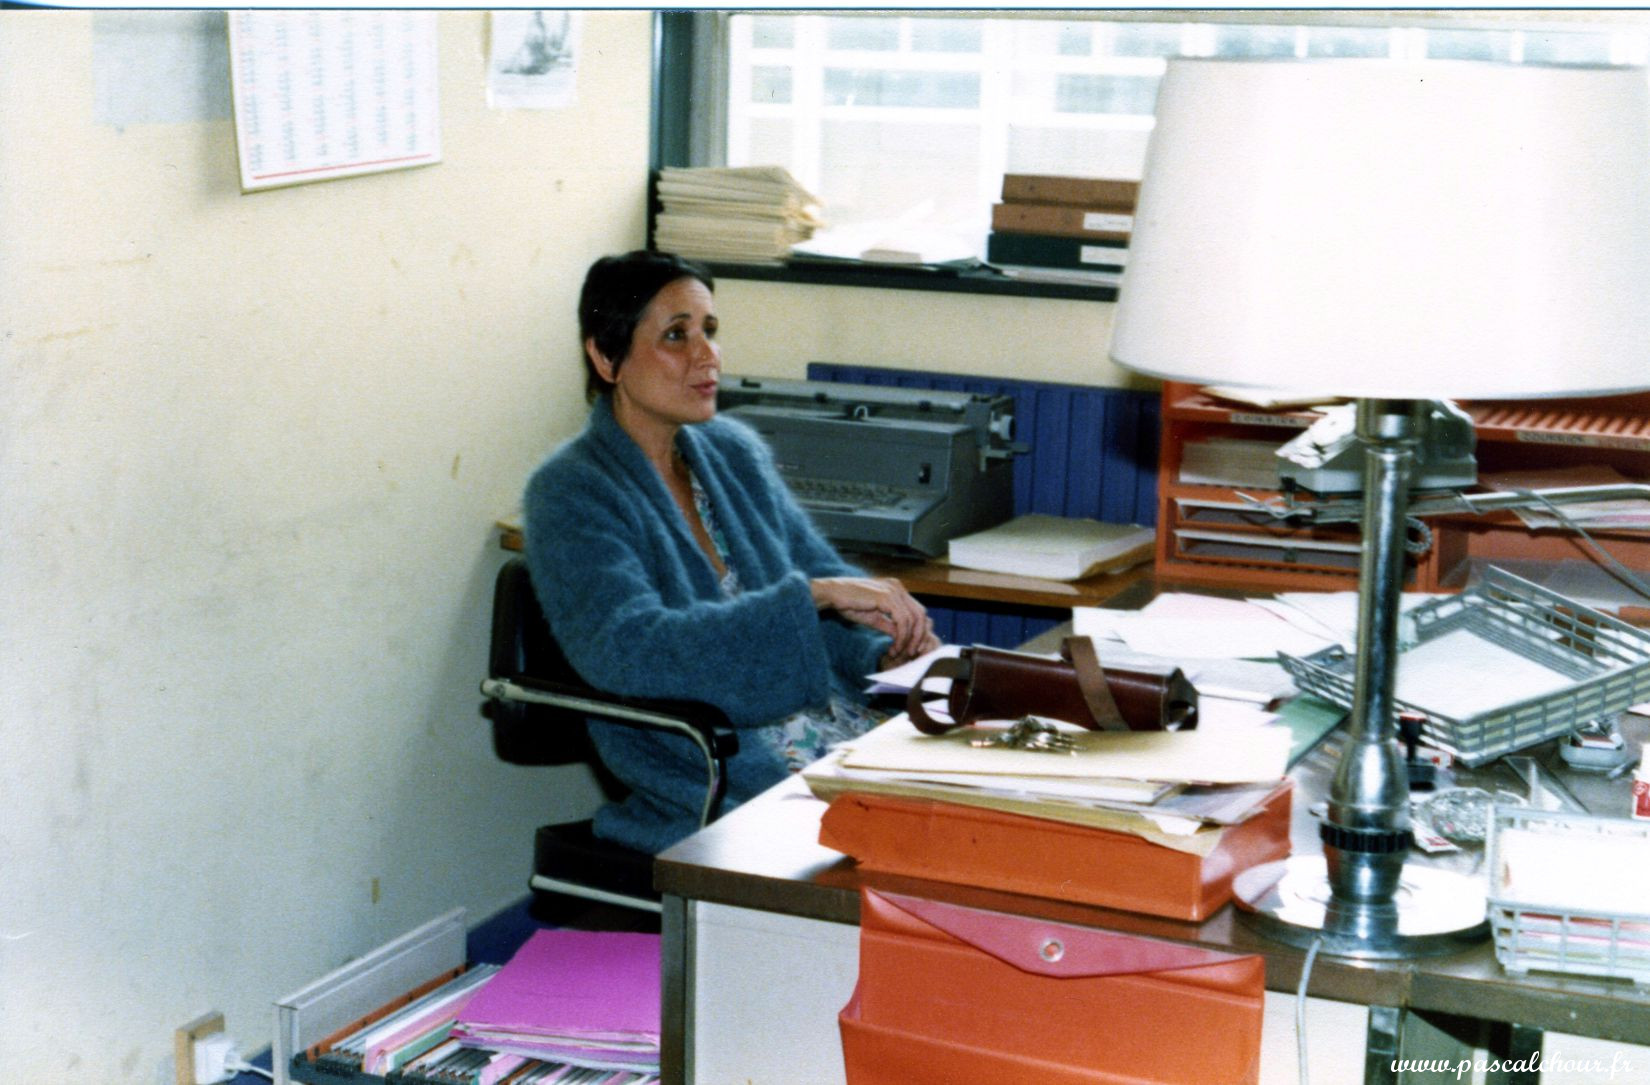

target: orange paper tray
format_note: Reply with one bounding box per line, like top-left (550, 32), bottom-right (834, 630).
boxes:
top-left (819, 781), bottom-right (1292, 921)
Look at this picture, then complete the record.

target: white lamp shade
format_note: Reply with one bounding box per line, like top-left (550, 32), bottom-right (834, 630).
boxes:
top-left (1110, 59), bottom-right (1650, 399)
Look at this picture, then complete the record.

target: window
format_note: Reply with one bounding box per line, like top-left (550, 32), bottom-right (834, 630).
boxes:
top-left (664, 12), bottom-right (1650, 256)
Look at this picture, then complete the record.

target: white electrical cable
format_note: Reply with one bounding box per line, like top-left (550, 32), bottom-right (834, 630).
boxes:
top-left (225, 1058), bottom-right (274, 1082)
top-left (1295, 934), bottom-right (1324, 1085)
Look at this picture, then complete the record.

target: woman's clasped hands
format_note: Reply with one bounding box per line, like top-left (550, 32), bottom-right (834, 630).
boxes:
top-left (810, 576), bottom-right (940, 669)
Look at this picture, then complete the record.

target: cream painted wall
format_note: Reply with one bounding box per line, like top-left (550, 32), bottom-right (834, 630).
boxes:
top-left (712, 279), bottom-right (1149, 390)
top-left (0, 11), bottom-right (652, 1082)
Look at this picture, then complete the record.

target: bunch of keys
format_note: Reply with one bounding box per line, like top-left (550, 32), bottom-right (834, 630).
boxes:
top-left (969, 716), bottom-right (1080, 754)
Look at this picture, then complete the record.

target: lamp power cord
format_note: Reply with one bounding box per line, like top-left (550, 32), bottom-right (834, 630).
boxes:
top-left (1295, 934), bottom-right (1324, 1085)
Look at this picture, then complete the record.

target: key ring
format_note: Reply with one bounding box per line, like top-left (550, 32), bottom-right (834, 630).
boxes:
top-left (969, 716), bottom-right (1080, 754)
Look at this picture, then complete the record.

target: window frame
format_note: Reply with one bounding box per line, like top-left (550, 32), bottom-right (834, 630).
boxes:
top-left (650, 11), bottom-right (1108, 300)
top-left (650, 10), bottom-right (1650, 302)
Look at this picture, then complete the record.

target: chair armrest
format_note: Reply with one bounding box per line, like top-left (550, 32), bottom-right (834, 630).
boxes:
top-left (482, 556), bottom-right (739, 826)
top-left (481, 672), bottom-right (738, 755)
top-left (480, 672), bottom-right (738, 827)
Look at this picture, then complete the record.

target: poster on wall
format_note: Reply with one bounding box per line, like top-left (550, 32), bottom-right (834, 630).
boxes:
top-left (228, 11), bottom-right (442, 192)
top-left (487, 10), bottom-right (581, 109)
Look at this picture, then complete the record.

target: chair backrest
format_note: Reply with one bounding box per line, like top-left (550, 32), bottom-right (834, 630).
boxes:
top-left (483, 557), bottom-right (600, 767)
top-left (482, 555), bottom-right (738, 830)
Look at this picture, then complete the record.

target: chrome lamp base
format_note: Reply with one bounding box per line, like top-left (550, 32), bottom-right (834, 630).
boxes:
top-left (1234, 856), bottom-right (1489, 960)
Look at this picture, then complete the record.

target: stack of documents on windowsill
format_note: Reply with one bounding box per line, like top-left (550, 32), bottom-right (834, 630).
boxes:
top-left (946, 514), bottom-right (1154, 581)
top-left (653, 165), bottom-right (823, 265)
top-left (453, 929), bottom-right (661, 1075)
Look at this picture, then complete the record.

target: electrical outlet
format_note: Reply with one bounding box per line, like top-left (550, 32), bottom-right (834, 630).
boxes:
top-left (174, 1010), bottom-right (224, 1085)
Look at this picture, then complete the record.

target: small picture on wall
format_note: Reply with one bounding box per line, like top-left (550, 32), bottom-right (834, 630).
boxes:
top-left (488, 11), bottom-right (582, 110)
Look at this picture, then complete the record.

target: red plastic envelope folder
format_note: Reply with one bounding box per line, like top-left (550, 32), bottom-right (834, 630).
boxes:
top-left (840, 889), bottom-right (1265, 1085)
top-left (818, 782), bottom-right (1292, 921)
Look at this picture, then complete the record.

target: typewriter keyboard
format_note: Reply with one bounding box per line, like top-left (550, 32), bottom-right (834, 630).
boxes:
top-left (788, 476), bottom-right (908, 510)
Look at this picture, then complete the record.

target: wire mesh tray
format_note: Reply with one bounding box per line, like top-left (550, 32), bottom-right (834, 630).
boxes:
top-left (1279, 566), bottom-right (1650, 767)
top-left (1486, 805), bottom-right (1650, 987)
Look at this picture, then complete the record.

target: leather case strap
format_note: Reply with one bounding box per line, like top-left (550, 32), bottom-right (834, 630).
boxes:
top-left (1061, 635), bottom-right (1127, 733)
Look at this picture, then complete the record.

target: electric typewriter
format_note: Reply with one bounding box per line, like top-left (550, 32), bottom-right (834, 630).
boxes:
top-left (717, 375), bottom-right (1022, 557)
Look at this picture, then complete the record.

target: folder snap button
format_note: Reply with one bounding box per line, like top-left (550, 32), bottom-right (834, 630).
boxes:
top-left (1039, 937), bottom-right (1064, 962)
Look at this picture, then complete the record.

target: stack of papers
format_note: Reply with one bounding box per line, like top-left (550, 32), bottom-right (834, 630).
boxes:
top-left (653, 166), bottom-right (823, 265)
top-left (453, 930), bottom-right (661, 1074)
top-left (947, 514), bottom-right (1154, 581)
top-left (805, 711), bottom-right (1290, 847)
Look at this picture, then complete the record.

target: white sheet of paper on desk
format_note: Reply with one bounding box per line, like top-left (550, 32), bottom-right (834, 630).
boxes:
top-left (1071, 605), bottom-right (1133, 643)
top-left (1260, 591), bottom-right (1443, 651)
top-left (1193, 698), bottom-right (1284, 735)
top-left (1060, 632), bottom-right (1299, 705)
top-left (1394, 628), bottom-right (1575, 719)
top-left (839, 714), bottom-right (1289, 784)
top-left (865, 644), bottom-right (964, 694)
top-left (1183, 658), bottom-right (1298, 705)
top-left (1076, 597), bottom-right (1334, 660)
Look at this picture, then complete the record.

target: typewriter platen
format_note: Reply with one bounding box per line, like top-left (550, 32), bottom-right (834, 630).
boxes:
top-left (718, 375), bottom-right (1021, 557)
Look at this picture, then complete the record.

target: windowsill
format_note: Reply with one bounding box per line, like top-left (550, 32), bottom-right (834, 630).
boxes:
top-left (701, 260), bottom-right (1119, 302)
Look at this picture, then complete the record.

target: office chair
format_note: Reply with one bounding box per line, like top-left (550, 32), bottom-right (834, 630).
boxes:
top-left (480, 556), bottom-right (738, 917)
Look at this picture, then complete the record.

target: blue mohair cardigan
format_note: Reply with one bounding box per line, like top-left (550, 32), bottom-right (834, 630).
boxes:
top-left (523, 395), bottom-right (889, 853)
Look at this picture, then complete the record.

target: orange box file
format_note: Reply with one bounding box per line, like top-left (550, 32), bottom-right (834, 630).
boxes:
top-left (818, 781), bottom-right (1292, 921)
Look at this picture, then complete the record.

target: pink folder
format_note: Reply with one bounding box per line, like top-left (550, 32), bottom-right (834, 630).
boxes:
top-left (454, 929), bottom-right (661, 1044)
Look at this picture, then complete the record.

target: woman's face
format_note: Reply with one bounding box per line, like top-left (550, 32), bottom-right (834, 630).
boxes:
top-left (596, 276), bottom-right (721, 438)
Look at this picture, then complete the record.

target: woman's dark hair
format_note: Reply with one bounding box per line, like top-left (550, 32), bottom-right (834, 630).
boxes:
top-left (578, 250), bottom-right (714, 401)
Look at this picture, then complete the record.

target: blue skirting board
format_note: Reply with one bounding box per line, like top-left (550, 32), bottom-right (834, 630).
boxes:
top-left (806, 363), bottom-right (1160, 649)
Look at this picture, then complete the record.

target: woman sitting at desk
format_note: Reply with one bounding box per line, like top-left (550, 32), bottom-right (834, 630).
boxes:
top-left (523, 250), bottom-right (939, 854)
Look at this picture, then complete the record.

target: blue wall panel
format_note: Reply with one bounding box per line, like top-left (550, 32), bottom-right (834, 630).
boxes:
top-left (805, 363), bottom-right (1160, 648)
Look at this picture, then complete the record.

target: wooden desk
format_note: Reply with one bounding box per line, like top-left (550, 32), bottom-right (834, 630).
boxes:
top-left (500, 521), bottom-right (1151, 613)
top-left (655, 725), bottom-right (1650, 1085)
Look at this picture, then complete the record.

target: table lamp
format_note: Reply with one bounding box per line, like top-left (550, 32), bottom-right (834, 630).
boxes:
top-left (1111, 57), bottom-right (1650, 958)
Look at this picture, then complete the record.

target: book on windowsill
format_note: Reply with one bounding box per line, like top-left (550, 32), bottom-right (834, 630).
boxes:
top-left (986, 231), bottom-right (1128, 272)
top-left (1001, 173), bottom-right (1140, 209)
top-left (947, 514), bottom-right (1154, 581)
top-left (991, 200), bottom-right (1133, 242)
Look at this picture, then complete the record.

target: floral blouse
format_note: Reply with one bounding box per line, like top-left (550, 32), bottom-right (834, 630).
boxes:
top-left (691, 470), bottom-right (882, 771)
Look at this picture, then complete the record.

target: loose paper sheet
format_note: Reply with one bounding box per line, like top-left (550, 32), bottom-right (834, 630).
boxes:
top-left (1074, 593), bottom-right (1334, 659)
